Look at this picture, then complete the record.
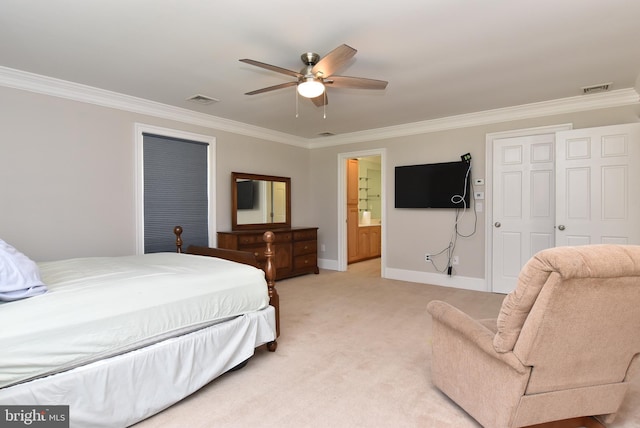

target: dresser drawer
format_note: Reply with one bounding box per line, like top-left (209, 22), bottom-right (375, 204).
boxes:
top-left (293, 229), bottom-right (317, 241)
top-left (294, 253), bottom-right (317, 270)
top-left (236, 244), bottom-right (263, 258)
top-left (273, 232), bottom-right (293, 242)
top-left (237, 234), bottom-right (263, 245)
top-left (293, 240), bottom-right (317, 256)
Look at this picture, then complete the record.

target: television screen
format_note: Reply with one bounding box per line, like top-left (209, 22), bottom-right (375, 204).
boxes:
top-left (236, 180), bottom-right (256, 210)
top-left (395, 161), bottom-right (471, 208)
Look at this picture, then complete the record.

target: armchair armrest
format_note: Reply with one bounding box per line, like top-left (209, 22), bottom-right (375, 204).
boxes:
top-left (427, 300), bottom-right (528, 374)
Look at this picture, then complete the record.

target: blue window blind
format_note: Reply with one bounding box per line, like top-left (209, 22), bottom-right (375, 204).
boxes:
top-left (143, 133), bottom-right (209, 253)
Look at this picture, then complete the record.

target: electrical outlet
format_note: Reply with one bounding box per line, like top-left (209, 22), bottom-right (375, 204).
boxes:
top-left (425, 254), bottom-right (431, 262)
top-left (452, 256), bottom-right (459, 265)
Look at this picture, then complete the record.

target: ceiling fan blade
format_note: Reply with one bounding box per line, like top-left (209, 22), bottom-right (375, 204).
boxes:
top-left (312, 44), bottom-right (357, 78)
top-left (325, 75), bottom-right (388, 90)
top-left (310, 92), bottom-right (328, 107)
top-left (245, 81), bottom-right (297, 95)
top-left (239, 59), bottom-right (302, 78)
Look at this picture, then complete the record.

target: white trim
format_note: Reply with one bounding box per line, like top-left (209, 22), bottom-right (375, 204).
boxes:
top-left (337, 148), bottom-right (387, 275)
top-left (483, 123), bottom-right (573, 291)
top-left (134, 123), bottom-right (217, 255)
top-left (309, 89), bottom-right (639, 148)
top-left (385, 268), bottom-right (486, 292)
top-left (1, 66), bottom-right (638, 149)
top-left (0, 66), bottom-right (305, 148)
top-left (317, 258), bottom-right (339, 271)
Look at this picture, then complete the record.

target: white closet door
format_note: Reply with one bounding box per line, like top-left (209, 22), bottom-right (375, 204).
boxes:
top-left (555, 123), bottom-right (640, 246)
top-left (491, 134), bottom-right (556, 294)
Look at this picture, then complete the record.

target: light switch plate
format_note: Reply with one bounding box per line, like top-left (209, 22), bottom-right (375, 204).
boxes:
top-left (474, 191), bottom-right (485, 200)
top-left (474, 178), bottom-right (485, 186)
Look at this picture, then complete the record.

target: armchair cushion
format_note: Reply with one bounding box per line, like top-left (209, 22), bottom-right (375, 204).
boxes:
top-left (493, 252), bottom-right (553, 352)
top-left (427, 300), bottom-right (526, 374)
top-left (494, 245), bottom-right (640, 353)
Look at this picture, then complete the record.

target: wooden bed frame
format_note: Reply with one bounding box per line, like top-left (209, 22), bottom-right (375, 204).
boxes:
top-left (173, 226), bottom-right (280, 351)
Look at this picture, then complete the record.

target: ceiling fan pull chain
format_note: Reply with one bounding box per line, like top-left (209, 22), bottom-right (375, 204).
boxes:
top-left (323, 92), bottom-right (327, 119)
top-left (295, 89), bottom-right (299, 118)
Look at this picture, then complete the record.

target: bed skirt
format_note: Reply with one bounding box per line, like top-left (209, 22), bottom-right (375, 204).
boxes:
top-left (0, 305), bottom-right (276, 428)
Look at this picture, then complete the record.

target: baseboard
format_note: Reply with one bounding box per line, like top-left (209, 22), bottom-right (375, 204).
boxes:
top-left (318, 258), bottom-right (339, 271)
top-left (318, 258), bottom-right (488, 292)
top-left (384, 267), bottom-right (488, 292)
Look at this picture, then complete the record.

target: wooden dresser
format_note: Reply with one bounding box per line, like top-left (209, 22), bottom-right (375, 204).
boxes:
top-left (218, 227), bottom-right (319, 280)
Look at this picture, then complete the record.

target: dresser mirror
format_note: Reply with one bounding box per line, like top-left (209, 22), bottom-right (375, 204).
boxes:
top-left (231, 172), bottom-right (291, 230)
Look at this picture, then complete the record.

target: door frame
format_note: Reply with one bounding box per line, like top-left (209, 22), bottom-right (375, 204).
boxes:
top-left (337, 148), bottom-right (387, 274)
top-left (484, 123), bottom-right (572, 290)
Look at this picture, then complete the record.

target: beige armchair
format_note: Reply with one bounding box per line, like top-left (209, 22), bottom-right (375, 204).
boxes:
top-left (427, 245), bottom-right (640, 428)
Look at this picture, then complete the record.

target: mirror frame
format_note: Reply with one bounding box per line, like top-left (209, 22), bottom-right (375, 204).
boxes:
top-left (231, 172), bottom-right (291, 231)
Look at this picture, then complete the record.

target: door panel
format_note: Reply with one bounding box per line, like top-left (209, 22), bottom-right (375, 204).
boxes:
top-left (555, 123), bottom-right (640, 246)
top-left (492, 134), bottom-right (556, 293)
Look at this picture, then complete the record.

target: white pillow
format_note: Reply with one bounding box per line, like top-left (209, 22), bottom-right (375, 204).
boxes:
top-left (0, 239), bottom-right (48, 301)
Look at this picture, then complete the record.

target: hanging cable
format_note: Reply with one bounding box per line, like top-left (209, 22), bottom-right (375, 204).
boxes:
top-left (425, 160), bottom-right (477, 275)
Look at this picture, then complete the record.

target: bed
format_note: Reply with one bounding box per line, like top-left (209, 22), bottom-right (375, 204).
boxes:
top-left (0, 227), bottom-right (279, 428)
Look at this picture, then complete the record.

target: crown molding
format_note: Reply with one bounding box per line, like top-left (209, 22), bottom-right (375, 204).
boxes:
top-left (307, 88), bottom-right (640, 148)
top-left (0, 66), bottom-right (307, 148)
top-left (1, 66), bottom-right (638, 150)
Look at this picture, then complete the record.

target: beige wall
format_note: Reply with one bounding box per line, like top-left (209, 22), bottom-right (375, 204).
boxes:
top-left (309, 105), bottom-right (640, 287)
top-left (0, 86), bottom-right (311, 261)
top-left (2, 83), bottom-right (639, 289)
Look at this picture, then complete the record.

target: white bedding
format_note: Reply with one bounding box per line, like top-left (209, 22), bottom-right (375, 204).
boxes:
top-left (0, 252), bottom-right (269, 389)
top-left (0, 238), bottom-right (47, 301)
top-left (0, 306), bottom-right (276, 428)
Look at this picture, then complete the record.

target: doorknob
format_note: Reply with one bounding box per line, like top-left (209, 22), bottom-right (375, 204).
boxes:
top-left (494, 222), bottom-right (501, 228)
top-left (558, 224), bottom-right (566, 231)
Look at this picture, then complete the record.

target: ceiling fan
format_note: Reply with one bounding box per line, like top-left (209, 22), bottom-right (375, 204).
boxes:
top-left (239, 44), bottom-right (388, 107)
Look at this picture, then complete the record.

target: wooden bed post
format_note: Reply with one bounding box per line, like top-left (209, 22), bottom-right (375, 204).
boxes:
top-left (174, 226), bottom-right (183, 253)
top-left (263, 231), bottom-right (279, 352)
top-left (173, 225), bottom-right (279, 352)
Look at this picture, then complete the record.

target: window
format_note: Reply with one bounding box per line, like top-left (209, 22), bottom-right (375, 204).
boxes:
top-left (135, 124), bottom-right (216, 254)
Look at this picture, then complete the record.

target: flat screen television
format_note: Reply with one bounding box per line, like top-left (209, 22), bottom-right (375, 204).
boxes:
top-left (236, 180), bottom-right (256, 210)
top-left (395, 161), bottom-right (471, 208)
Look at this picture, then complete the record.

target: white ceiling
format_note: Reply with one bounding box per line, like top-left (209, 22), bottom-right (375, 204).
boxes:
top-left (1, 0), bottom-right (639, 141)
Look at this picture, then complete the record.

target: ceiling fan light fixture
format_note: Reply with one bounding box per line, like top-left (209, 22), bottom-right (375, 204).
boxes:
top-left (297, 79), bottom-right (325, 98)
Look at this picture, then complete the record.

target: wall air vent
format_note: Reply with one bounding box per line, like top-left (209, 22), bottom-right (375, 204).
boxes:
top-left (187, 94), bottom-right (219, 105)
top-left (581, 82), bottom-right (612, 94)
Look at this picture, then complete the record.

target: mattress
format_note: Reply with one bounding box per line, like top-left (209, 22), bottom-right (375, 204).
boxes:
top-left (0, 252), bottom-right (269, 389)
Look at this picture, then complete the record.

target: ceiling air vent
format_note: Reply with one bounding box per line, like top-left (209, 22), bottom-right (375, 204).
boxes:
top-left (581, 82), bottom-right (612, 95)
top-left (187, 94), bottom-right (219, 105)
top-left (318, 132), bottom-right (335, 137)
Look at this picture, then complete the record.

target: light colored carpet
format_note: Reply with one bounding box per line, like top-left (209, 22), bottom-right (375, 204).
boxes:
top-left (135, 259), bottom-right (640, 428)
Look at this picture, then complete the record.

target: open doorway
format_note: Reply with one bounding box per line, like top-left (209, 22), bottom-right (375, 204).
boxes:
top-left (347, 156), bottom-right (381, 264)
top-left (337, 149), bottom-right (386, 276)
